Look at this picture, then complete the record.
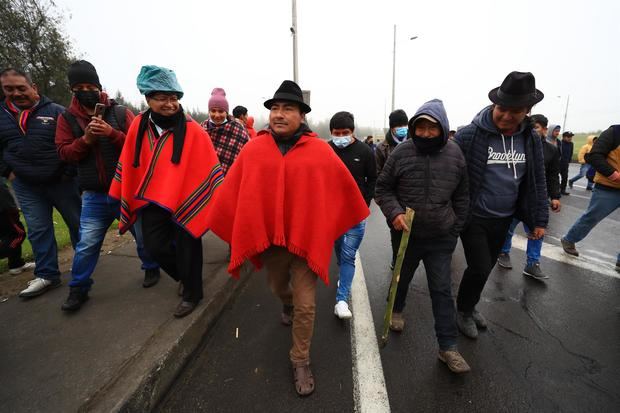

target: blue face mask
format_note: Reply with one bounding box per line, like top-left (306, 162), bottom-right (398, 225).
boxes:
top-left (393, 126), bottom-right (409, 143)
top-left (332, 135), bottom-right (352, 148)
top-left (393, 127), bottom-right (408, 141)
top-left (210, 117), bottom-right (228, 126)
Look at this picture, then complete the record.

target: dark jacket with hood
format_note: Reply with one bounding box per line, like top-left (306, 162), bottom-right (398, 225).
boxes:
top-left (0, 96), bottom-right (72, 184)
top-left (585, 125), bottom-right (620, 190)
top-left (541, 137), bottom-right (561, 200)
top-left (375, 129), bottom-right (407, 175)
top-left (375, 99), bottom-right (469, 239)
top-left (455, 106), bottom-right (549, 229)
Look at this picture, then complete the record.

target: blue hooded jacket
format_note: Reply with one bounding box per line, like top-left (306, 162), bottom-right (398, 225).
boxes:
top-left (455, 106), bottom-right (549, 229)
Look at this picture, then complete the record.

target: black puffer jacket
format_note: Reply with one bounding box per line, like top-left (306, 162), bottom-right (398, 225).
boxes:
top-left (375, 99), bottom-right (469, 239)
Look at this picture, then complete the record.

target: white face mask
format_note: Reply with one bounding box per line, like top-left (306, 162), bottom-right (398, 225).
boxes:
top-left (332, 135), bottom-right (353, 148)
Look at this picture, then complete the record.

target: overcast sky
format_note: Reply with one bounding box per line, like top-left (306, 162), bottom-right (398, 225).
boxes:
top-left (56, 0), bottom-right (618, 133)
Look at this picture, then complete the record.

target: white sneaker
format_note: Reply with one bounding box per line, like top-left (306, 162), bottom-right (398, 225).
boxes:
top-left (18, 277), bottom-right (61, 298)
top-left (9, 262), bottom-right (36, 276)
top-left (334, 301), bottom-right (352, 319)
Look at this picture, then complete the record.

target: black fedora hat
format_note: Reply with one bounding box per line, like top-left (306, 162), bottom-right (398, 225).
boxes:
top-left (264, 80), bottom-right (311, 113)
top-left (488, 71), bottom-right (544, 108)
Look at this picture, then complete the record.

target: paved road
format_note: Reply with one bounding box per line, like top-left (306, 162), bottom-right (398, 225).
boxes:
top-left (158, 164), bottom-right (620, 412)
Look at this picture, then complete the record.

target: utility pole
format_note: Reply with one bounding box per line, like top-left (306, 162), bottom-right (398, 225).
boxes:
top-left (292, 0), bottom-right (299, 83)
top-left (562, 94), bottom-right (570, 131)
top-left (391, 24), bottom-right (396, 112)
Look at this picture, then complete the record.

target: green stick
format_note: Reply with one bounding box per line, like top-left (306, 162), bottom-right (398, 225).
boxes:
top-left (380, 208), bottom-right (415, 348)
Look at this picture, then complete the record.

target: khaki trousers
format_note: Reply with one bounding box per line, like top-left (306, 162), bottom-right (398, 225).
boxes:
top-left (261, 246), bottom-right (318, 363)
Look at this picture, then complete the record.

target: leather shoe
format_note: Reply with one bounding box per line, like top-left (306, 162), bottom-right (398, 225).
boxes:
top-left (173, 300), bottom-right (198, 318)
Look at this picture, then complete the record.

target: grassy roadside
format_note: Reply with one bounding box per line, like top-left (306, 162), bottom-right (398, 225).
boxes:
top-left (0, 209), bottom-right (118, 273)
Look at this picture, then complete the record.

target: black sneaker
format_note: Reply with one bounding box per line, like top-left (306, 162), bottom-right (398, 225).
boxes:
top-left (143, 268), bottom-right (160, 288)
top-left (497, 253), bottom-right (512, 269)
top-left (568, 181), bottom-right (573, 189)
top-left (523, 263), bottom-right (549, 280)
top-left (61, 287), bottom-right (89, 312)
top-left (561, 191), bottom-right (570, 196)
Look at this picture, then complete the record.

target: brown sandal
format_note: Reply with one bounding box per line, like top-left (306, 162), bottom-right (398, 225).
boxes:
top-left (292, 360), bottom-right (315, 396)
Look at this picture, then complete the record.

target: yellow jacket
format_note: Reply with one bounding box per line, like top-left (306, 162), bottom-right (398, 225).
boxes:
top-left (577, 135), bottom-right (596, 164)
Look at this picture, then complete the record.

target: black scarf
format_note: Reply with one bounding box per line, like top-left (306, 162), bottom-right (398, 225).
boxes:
top-left (272, 123), bottom-right (312, 155)
top-left (132, 108), bottom-right (186, 167)
top-left (412, 135), bottom-right (445, 154)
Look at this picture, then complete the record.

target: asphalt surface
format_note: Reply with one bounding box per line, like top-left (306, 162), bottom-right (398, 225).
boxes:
top-left (158, 164), bottom-right (620, 413)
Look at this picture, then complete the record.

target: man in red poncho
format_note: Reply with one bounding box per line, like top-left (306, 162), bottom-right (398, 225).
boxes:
top-left (109, 65), bottom-right (224, 318)
top-left (206, 80), bottom-right (369, 396)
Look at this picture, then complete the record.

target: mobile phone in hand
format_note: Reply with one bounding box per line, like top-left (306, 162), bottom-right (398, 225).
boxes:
top-left (93, 103), bottom-right (105, 119)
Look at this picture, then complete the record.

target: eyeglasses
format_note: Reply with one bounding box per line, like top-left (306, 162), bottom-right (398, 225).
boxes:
top-left (150, 95), bottom-right (179, 103)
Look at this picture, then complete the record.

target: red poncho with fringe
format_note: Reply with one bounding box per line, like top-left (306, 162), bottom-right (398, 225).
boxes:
top-left (109, 114), bottom-right (224, 238)
top-left (206, 130), bottom-right (370, 284)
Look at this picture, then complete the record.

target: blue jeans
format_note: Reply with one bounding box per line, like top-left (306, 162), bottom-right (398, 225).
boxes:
top-left (11, 177), bottom-right (81, 280)
top-left (501, 218), bottom-right (543, 266)
top-left (334, 220), bottom-right (366, 303)
top-left (569, 164), bottom-right (593, 188)
top-left (564, 186), bottom-right (620, 245)
top-left (70, 191), bottom-right (158, 290)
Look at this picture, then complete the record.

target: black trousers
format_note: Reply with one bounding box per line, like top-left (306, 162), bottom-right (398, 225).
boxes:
top-left (390, 227), bottom-right (401, 264)
top-left (456, 215), bottom-right (512, 314)
top-left (0, 242), bottom-right (24, 269)
top-left (141, 204), bottom-right (203, 303)
top-left (393, 235), bottom-right (459, 350)
top-left (560, 163), bottom-right (570, 193)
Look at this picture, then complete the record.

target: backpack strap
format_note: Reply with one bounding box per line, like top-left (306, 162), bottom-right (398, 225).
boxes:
top-left (62, 111), bottom-right (84, 138)
top-left (112, 104), bottom-right (127, 132)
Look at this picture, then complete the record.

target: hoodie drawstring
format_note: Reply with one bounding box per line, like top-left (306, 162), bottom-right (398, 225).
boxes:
top-left (500, 133), bottom-right (518, 179)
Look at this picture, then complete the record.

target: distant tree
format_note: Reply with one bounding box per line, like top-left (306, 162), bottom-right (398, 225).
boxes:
top-left (0, 0), bottom-right (76, 106)
top-left (112, 90), bottom-right (143, 115)
top-left (186, 107), bottom-right (209, 124)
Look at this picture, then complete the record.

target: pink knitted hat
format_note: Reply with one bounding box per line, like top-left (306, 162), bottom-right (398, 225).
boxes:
top-left (208, 87), bottom-right (229, 112)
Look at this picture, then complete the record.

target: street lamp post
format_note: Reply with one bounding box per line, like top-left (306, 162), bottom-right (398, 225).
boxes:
top-left (391, 25), bottom-right (418, 112)
top-left (291, 0), bottom-right (299, 83)
top-left (562, 94), bottom-right (570, 131)
top-left (391, 24), bottom-right (396, 112)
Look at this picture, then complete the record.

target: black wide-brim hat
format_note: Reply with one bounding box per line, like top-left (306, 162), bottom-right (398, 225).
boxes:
top-left (488, 71), bottom-right (544, 108)
top-left (264, 80), bottom-right (311, 113)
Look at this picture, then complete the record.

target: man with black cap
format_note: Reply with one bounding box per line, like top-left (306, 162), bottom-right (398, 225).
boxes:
top-left (206, 80), bottom-right (369, 396)
top-left (454, 71), bottom-right (549, 339)
top-left (55, 60), bottom-right (161, 312)
top-left (376, 108), bottom-right (409, 175)
top-left (0, 68), bottom-right (81, 298)
top-left (559, 131), bottom-right (575, 195)
top-left (376, 108), bottom-right (409, 270)
top-left (375, 99), bottom-right (471, 373)
top-left (328, 111), bottom-right (376, 319)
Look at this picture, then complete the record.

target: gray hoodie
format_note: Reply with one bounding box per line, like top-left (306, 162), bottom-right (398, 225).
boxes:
top-left (472, 106), bottom-right (527, 218)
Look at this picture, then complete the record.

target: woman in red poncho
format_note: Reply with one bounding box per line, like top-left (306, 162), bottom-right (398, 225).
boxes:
top-left (109, 65), bottom-right (224, 318)
top-left (206, 80), bottom-right (369, 396)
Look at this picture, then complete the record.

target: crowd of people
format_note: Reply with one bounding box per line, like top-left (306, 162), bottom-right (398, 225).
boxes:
top-left (1, 62), bottom-right (618, 396)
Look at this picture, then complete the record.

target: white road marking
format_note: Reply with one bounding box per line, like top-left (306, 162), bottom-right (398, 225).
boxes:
top-left (511, 234), bottom-right (619, 279)
top-left (350, 252), bottom-right (390, 413)
top-left (563, 193), bottom-right (590, 200)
